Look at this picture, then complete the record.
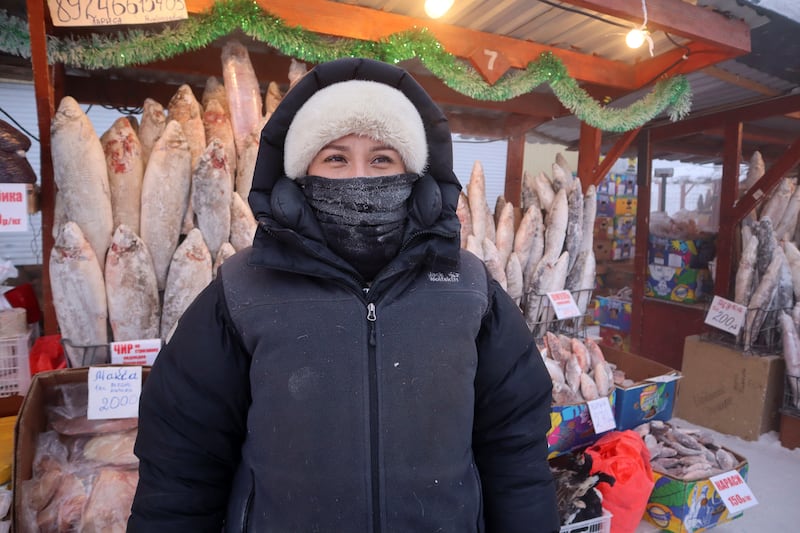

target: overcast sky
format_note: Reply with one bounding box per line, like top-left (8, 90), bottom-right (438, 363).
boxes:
top-left (749, 0), bottom-right (800, 22)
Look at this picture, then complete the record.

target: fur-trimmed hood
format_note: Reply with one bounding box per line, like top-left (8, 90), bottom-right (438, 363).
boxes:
top-left (247, 57), bottom-right (462, 281)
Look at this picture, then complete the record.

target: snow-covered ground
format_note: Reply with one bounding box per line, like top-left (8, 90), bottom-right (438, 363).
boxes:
top-left (635, 417), bottom-right (800, 532)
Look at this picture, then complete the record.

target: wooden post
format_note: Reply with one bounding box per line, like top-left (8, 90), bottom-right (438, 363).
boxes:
top-left (504, 133), bottom-right (525, 207)
top-left (630, 130), bottom-right (652, 354)
top-left (27, 0), bottom-right (58, 335)
top-left (577, 122), bottom-right (601, 183)
top-left (713, 120), bottom-right (743, 298)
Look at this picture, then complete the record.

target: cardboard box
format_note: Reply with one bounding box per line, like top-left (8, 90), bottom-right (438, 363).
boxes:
top-left (594, 216), bottom-right (614, 240)
top-left (648, 235), bottom-right (715, 269)
top-left (615, 180), bottom-right (638, 197)
top-left (595, 296), bottom-right (632, 332)
top-left (597, 193), bottom-right (616, 218)
top-left (594, 240), bottom-right (612, 262)
top-left (614, 197), bottom-right (637, 216)
top-left (644, 449), bottom-right (749, 533)
top-left (546, 392), bottom-right (616, 459)
top-left (779, 409), bottom-right (800, 450)
top-left (14, 367), bottom-right (149, 526)
top-left (676, 336), bottom-right (785, 440)
top-left (614, 215), bottom-right (636, 239)
top-left (599, 326), bottom-right (631, 353)
top-left (611, 238), bottom-right (634, 261)
top-left (601, 346), bottom-right (681, 430)
top-left (645, 264), bottom-right (711, 304)
top-left (597, 178), bottom-right (615, 196)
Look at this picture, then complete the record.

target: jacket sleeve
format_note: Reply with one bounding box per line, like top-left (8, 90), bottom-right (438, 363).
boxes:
top-left (128, 278), bottom-right (251, 532)
top-left (472, 279), bottom-right (560, 533)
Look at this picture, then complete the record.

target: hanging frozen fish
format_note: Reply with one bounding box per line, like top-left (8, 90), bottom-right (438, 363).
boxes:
top-left (229, 192), bottom-right (258, 251)
top-left (775, 184), bottom-right (800, 241)
top-left (505, 252), bottom-right (524, 306)
top-left (465, 234), bottom-right (484, 260)
top-left (192, 139), bottom-right (233, 258)
top-left (524, 258), bottom-right (554, 331)
top-left (222, 40), bottom-right (264, 158)
top-left (551, 162), bottom-right (570, 193)
top-left (235, 118), bottom-right (266, 201)
top-left (202, 98), bottom-right (237, 185)
top-left (456, 191), bottom-right (472, 249)
top-left (167, 84), bottom-right (206, 172)
top-left (580, 185), bottom-right (597, 256)
top-left (288, 58), bottom-right (308, 89)
top-left (734, 235), bottom-right (759, 307)
top-left (783, 241), bottom-right (800, 301)
top-left (138, 98), bottom-right (166, 168)
top-left (534, 171), bottom-right (555, 212)
top-left (264, 81), bottom-right (283, 116)
top-left (50, 222), bottom-right (108, 367)
top-left (160, 228), bottom-right (212, 341)
top-left (495, 201), bottom-right (515, 267)
top-left (760, 178), bottom-right (795, 227)
top-left (101, 117), bottom-right (144, 236)
top-left (213, 242), bottom-right (236, 279)
top-left (140, 120), bottom-right (192, 290)
top-left (740, 151), bottom-right (765, 196)
top-left (51, 96), bottom-right (114, 267)
top-left (542, 188), bottom-right (568, 262)
top-left (104, 224), bottom-right (160, 342)
top-left (536, 251), bottom-right (570, 329)
top-left (514, 205), bottom-right (544, 275)
top-left (467, 161), bottom-right (488, 242)
top-left (52, 189), bottom-right (66, 239)
top-left (520, 170), bottom-right (538, 211)
top-left (483, 239), bottom-right (507, 289)
top-left (744, 247), bottom-right (784, 350)
top-left (779, 311), bottom-right (800, 408)
top-left (565, 185), bottom-right (584, 273)
top-left (754, 217), bottom-right (776, 280)
top-left (494, 196), bottom-right (507, 224)
top-left (201, 76), bottom-right (229, 117)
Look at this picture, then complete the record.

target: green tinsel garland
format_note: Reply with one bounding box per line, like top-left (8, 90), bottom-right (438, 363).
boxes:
top-left (0, 0), bottom-right (692, 132)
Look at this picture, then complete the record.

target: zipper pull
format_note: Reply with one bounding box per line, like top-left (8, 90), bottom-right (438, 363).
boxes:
top-left (366, 303), bottom-right (377, 346)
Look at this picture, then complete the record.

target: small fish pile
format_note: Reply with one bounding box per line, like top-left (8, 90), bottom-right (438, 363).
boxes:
top-left (49, 40), bottom-right (291, 360)
top-left (458, 155), bottom-right (597, 336)
top-left (550, 452), bottom-right (614, 526)
top-left (541, 332), bottom-right (614, 405)
top-left (634, 420), bottom-right (741, 481)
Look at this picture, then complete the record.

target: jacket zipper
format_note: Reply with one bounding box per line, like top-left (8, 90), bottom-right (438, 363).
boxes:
top-left (366, 302), bottom-right (381, 533)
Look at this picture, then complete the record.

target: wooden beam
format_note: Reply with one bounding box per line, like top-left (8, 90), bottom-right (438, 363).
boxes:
top-left (703, 66), bottom-right (781, 97)
top-left (185, 0), bottom-right (638, 90)
top-left (593, 127), bottom-right (641, 185)
top-left (564, 0), bottom-right (750, 55)
top-left (577, 122), bottom-right (601, 186)
top-left (633, 41), bottom-right (733, 87)
top-left (650, 93), bottom-right (800, 142)
top-left (505, 135), bottom-right (525, 206)
top-left (714, 121), bottom-right (743, 298)
top-left (27, 0), bottom-right (57, 335)
top-left (631, 129), bottom-right (652, 355)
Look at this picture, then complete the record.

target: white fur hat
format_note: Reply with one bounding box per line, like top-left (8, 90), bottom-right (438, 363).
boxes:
top-left (283, 80), bottom-right (428, 179)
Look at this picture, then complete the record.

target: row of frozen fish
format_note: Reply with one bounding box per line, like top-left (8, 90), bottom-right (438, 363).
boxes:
top-left (48, 41), bottom-right (299, 360)
top-left (457, 155), bottom-right (597, 335)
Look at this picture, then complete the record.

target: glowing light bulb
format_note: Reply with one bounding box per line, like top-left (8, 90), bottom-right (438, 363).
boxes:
top-left (424, 0), bottom-right (455, 19)
top-left (626, 28), bottom-right (647, 49)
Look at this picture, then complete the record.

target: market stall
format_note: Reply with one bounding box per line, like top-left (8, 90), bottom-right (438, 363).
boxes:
top-left (3, 0), bottom-right (800, 531)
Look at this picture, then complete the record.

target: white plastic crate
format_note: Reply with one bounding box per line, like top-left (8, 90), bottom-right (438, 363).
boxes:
top-left (560, 511), bottom-right (612, 533)
top-left (0, 327), bottom-right (32, 397)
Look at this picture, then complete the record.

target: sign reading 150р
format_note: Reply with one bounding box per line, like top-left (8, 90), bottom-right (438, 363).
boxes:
top-left (47, 0), bottom-right (188, 27)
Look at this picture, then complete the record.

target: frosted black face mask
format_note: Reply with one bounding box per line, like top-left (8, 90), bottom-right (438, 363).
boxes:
top-left (296, 173), bottom-right (419, 281)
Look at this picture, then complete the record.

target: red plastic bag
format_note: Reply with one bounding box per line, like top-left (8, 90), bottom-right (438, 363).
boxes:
top-left (585, 430), bottom-right (654, 533)
top-left (29, 334), bottom-right (67, 375)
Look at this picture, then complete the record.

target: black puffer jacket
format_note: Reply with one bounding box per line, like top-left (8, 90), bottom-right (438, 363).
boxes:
top-left (129, 58), bottom-right (558, 533)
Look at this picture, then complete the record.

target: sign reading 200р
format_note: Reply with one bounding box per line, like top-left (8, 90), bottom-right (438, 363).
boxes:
top-left (50, 0), bottom-right (186, 26)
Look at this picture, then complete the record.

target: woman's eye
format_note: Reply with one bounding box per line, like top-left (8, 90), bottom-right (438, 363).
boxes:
top-left (372, 155), bottom-right (394, 165)
top-left (324, 154), bottom-right (346, 163)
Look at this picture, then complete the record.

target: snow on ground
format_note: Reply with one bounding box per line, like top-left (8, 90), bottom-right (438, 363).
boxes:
top-left (635, 417), bottom-right (800, 532)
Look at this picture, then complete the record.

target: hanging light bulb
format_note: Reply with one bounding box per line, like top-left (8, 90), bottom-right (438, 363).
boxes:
top-left (626, 28), bottom-right (647, 49)
top-left (424, 0), bottom-right (455, 19)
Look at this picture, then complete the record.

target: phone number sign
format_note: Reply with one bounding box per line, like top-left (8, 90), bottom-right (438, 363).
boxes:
top-left (47, 0), bottom-right (187, 27)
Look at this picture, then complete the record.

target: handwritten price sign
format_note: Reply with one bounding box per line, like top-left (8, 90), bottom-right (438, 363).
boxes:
top-left (87, 366), bottom-right (142, 420)
top-left (704, 296), bottom-right (747, 336)
top-left (547, 290), bottom-right (581, 320)
top-left (47, 0), bottom-right (187, 27)
top-left (709, 470), bottom-right (758, 513)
